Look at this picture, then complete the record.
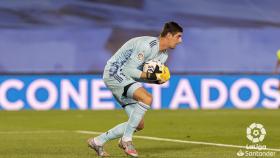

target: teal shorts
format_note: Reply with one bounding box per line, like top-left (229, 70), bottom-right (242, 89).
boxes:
top-left (103, 67), bottom-right (142, 107)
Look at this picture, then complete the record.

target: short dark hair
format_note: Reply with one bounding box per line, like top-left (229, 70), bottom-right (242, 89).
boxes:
top-left (160, 21), bottom-right (183, 37)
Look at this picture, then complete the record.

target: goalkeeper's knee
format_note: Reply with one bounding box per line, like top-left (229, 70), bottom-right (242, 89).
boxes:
top-left (136, 120), bottom-right (144, 131)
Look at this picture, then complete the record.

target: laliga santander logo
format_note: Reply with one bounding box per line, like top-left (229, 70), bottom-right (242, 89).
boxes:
top-left (246, 123), bottom-right (266, 143)
top-left (237, 123), bottom-right (275, 157)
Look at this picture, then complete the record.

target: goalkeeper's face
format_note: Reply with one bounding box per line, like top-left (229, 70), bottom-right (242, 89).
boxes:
top-left (167, 32), bottom-right (182, 49)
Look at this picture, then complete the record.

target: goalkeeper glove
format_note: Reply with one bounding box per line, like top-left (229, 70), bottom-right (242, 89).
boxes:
top-left (146, 65), bottom-right (170, 84)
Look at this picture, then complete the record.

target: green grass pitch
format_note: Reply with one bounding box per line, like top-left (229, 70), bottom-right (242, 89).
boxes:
top-left (0, 109), bottom-right (279, 158)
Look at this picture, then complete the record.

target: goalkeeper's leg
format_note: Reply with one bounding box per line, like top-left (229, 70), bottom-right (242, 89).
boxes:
top-left (119, 87), bottom-right (152, 157)
top-left (92, 104), bottom-right (144, 146)
top-left (88, 103), bottom-right (145, 157)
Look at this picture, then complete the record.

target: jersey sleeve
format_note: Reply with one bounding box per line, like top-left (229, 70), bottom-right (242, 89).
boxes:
top-left (123, 43), bottom-right (151, 79)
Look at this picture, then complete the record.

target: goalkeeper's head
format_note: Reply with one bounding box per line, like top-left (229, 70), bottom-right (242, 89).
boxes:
top-left (160, 21), bottom-right (183, 49)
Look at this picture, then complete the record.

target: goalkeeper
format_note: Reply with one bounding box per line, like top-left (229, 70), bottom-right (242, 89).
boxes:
top-left (87, 22), bottom-right (183, 157)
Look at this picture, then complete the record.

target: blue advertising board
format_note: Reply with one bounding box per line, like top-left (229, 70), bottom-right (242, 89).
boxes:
top-left (0, 75), bottom-right (279, 110)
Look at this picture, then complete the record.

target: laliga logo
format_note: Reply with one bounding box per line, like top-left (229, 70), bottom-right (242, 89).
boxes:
top-left (246, 123), bottom-right (266, 143)
top-left (236, 123), bottom-right (275, 157)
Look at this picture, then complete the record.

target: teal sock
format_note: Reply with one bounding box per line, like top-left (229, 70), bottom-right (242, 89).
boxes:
top-left (95, 122), bottom-right (127, 145)
top-left (122, 102), bottom-right (150, 142)
top-left (94, 104), bottom-right (138, 146)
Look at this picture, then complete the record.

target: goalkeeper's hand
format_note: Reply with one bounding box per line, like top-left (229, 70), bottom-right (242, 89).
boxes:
top-left (146, 65), bottom-right (170, 84)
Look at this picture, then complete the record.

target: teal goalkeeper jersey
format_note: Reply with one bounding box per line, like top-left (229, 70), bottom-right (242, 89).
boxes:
top-left (105, 36), bottom-right (168, 79)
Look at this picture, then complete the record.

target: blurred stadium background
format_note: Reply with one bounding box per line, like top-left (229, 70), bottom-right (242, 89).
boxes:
top-left (0, 0), bottom-right (280, 73)
top-left (0, 0), bottom-right (280, 158)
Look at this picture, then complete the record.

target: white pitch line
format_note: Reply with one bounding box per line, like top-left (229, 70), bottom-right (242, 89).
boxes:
top-left (76, 130), bottom-right (280, 152)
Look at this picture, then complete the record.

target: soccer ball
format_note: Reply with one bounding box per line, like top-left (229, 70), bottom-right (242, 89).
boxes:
top-left (143, 59), bottom-right (163, 73)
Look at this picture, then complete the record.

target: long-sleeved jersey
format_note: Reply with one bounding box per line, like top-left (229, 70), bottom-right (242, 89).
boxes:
top-left (104, 36), bottom-right (168, 81)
